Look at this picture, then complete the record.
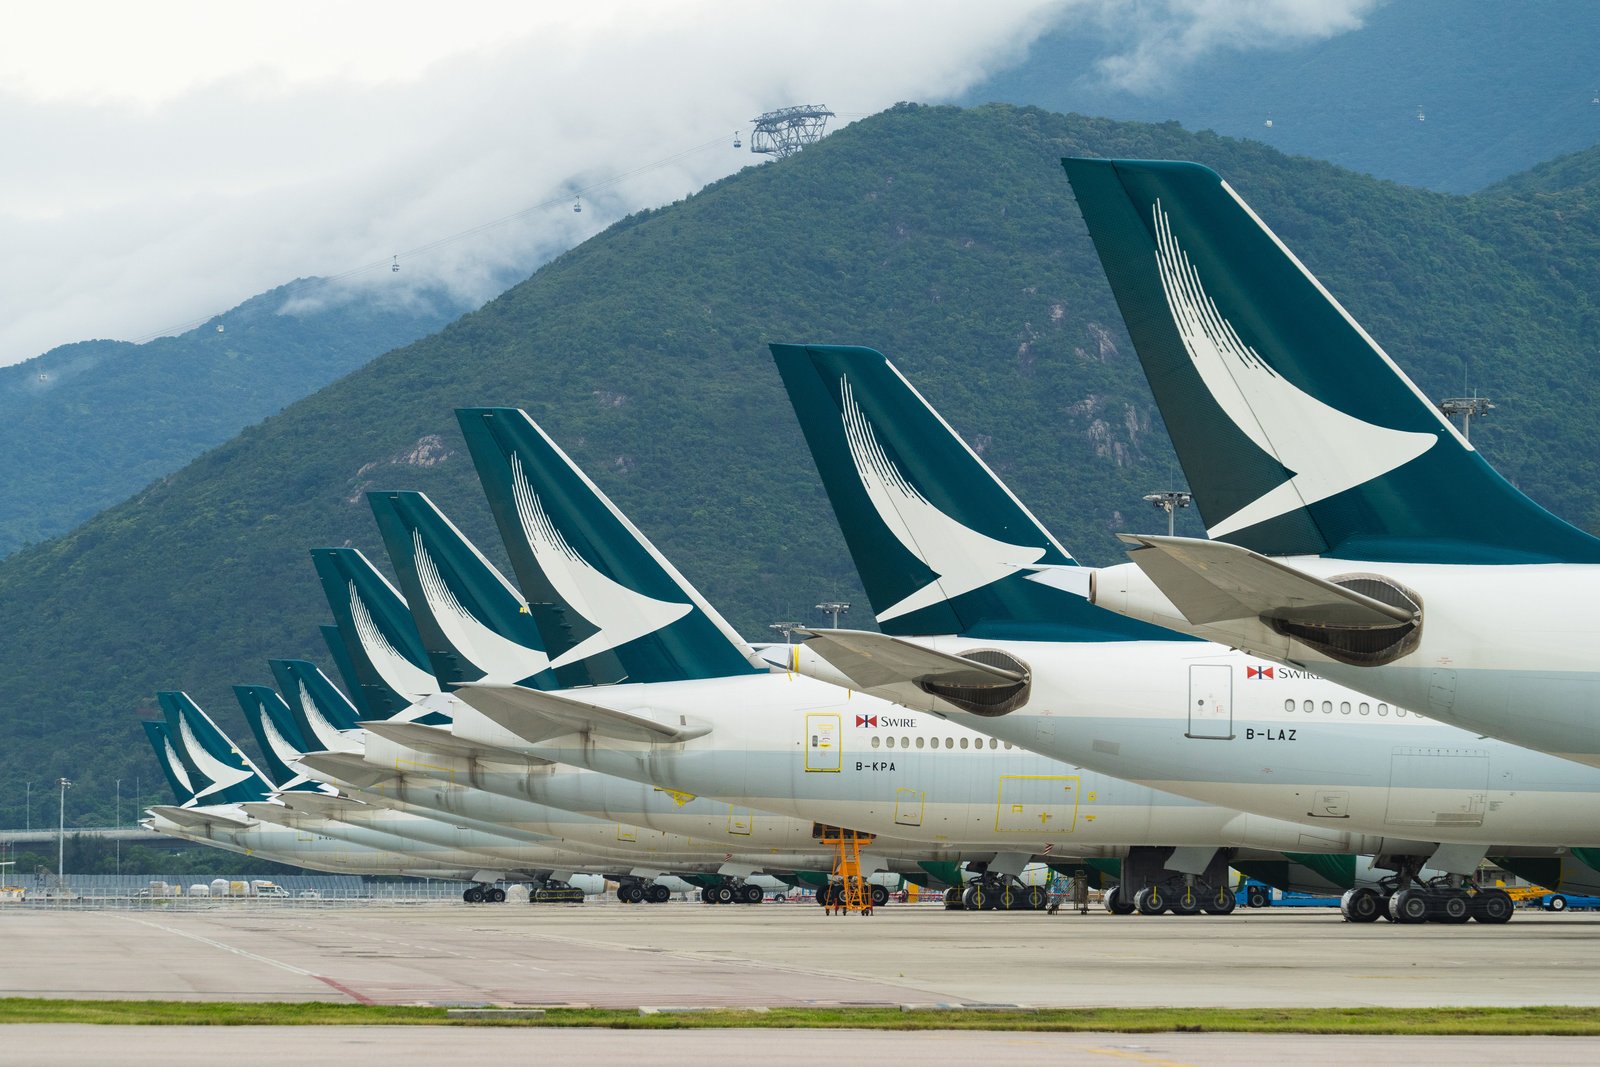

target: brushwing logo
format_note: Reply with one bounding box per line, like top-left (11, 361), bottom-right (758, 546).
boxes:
top-left (294, 679), bottom-right (351, 751)
top-left (855, 714), bottom-right (878, 728)
top-left (411, 530), bottom-right (550, 684)
top-left (348, 579), bottom-right (438, 701)
top-left (177, 711), bottom-right (252, 800)
top-left (508, 452), bottom-right (690, 669)
top-left (1246, 666), bottom-right (1275, 680)
top-left (161, 736), bottom-right (194, 795)
top-left (1151, 201), bottom-right (1436, 538)
top-left (840, 377), bottom-right (1046, 622)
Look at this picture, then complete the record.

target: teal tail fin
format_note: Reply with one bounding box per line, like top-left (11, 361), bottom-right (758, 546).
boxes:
top-left (142, 720), bottom-right (199, 806)
top-left (233, 684), bottom-right (322, 792)
top-left (156, 691), bottom-right (274, 805)
top-left (367, 490), bottom-right (554, 690)
top-left (771, 342), bottom-right (1179, 642)
top-left (1062, 157), bottom-right (1600, 564)
top-left (311, 547), bottom-right (440, 714)
top-left (320, 625), bottom-right (371, 715)
top-left (457, 407), bottom-right (764, 684)
top-left (267, 659), bottom-right (362, 750)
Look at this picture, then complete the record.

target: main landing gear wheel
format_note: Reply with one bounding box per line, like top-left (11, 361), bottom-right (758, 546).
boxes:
top-left (961, 884), bottom-right (987, 911)
top-left (1202, 885), bottom-right (1237, 915)
top-left (1437, 894), bottom-right (1472, 924)
top-left (1340, 888), bottom-right (1384, 923)
top-left (463, 885), bottom-right (485, 903)
top-left (1169, 884), bottom-right (1201, 916)
top-left (1472, 889), bottom-right (1514, 924)
top-left (1102, 886), bottom-right (1136, 915)
top-left (1390, 889), bottom-right (1430, 924)
top-left (485, 887), bottom-right (506, 904)
top-left (713, 884), bottom-right (737, 905)
top-left (646, 883), bottom-right (671, 904)
top-left (870, 884), bottom-right (890, 908)
top-left (1134, 886), bottom-right (1167, 916)
top-left (944, 886), bottom-right (965, 910)
top-left (617, 884), bottom-right (644, 904)
top-left (1022, 885), bottom-right (1049, 911)
top-left (741, 883), bottom-right (764, 904)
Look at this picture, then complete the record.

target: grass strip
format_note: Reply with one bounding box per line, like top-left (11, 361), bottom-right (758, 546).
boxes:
top-left (0, 1000), bottom-right (1598, 1035)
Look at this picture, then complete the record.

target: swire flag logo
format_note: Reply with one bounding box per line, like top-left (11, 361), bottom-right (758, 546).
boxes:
top-left (855, 714), bottom-right (878, 728)
top-left (1246, 666), bottom-right (1275, 680)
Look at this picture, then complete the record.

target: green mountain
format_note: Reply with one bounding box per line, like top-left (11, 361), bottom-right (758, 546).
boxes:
top-left (4, 103), bottom-right (1599, 827)
top-left (963, 0), bottom-right (1600, 193)
top-left (0, 279), bottom-right (471, 559)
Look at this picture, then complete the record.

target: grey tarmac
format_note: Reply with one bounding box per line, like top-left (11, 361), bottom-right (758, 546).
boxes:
top-left (3, 902), bottom-right (1600, 1008)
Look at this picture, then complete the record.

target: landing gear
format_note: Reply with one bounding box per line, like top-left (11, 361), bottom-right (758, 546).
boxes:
top-left (1340, 887), bottom-right (1384, 923)
top-left (530, 881), bottom-right (583, 904)
top-left (704, 879), bottom-right (763, 904)
top-left (1359, 857), bottom-right (1515, 924)
top-left (741, 883), bottom-right (764, 904)
top-left (1201, 884), bottom-right (1237, 915)
top-left (617, 883), bottom-right (645, 904)
top-left (953, 875), bottom-right (1048, 912)
top-left (463, 885), bottom-right (484, 903)
top-left (944, 886), bottom-right (965, 910)
top-left (1133, 886), bottom-right (1166, 916)
top-left (870, 884), bottom-right (890, 908)
top-left (1102, 885), bottom-right (1136, 915)
top-left (646, 883), bottom-right (671, 904)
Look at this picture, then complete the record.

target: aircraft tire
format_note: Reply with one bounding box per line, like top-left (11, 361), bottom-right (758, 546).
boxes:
top-left (463, 885), bottom-right (485, 904)
top-left (1171, 885), bottom-right (1201, 916)
top-left (1202, 885), bottom-right (1236, 915)
top-left (1023, 886), bottom-right (1049, 911)
top-left (1340, 888), bottom-right (1383, 923)
top-left (703, 887), bottom-right (717, 904)
top-left (1471, 889), bottom-right (1513, 923)
top-left (486, 887), bottom-right (506, 904)
top-left (741, 883), bottom-right (764, 904)
top-left (944, 886), bottom-right (965, 910)
top-left (1134, 887), bottom-right (1167, 916)
top-left (1436, 894), bottom-right (1471, 923)
top-left (1103, 886), bottom-right (1135, 916)
top-left (647, 883), bottom-right (671, 904)
top-left (714, 884), bottom-right (736, 905)
top-left (870, 884), bottom-right (890, 908)
top-left (1390, 889), bottom-right (1429, 924)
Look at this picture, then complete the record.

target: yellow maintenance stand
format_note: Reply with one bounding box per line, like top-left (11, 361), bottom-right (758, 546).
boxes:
top-left (814, 824), bottom-right (876, 914)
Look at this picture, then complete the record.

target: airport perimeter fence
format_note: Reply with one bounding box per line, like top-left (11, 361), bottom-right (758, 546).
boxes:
top-left (1, 873), bottom-right (486, 910)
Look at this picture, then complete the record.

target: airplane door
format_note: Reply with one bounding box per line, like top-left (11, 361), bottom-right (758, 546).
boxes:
top-left (995, 775), bottom-right (1079, 832)
top-left (894, 788), bottom-right (924, 827)
top-left (805, 713), bottom-right (841, 772)
top-left (1187, 663), bottom-right (1233, 739)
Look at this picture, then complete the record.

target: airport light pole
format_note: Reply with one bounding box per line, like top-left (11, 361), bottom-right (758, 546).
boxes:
top-left (816, 602), bottom-right (850, 629)
top-left (1143, 491), bottom-right (1192, 537)
top-left (24, 782), bottom-right (29, 832)
top-left (56, 778), bottom-right (71, 889)
top-left (1439, 395), bottom-right (1494, 443)
top-left (768, 622), bottom-right (803, 644)
top-left (115, 779), bottom-right (123, 877)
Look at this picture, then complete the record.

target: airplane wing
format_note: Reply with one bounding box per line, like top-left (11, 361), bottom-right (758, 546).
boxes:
top-left (801, 629), bottom-right (1025, 689)
top-left (360, 719), bottom-right (552, 765)
top-left (1118, 534), bottom-right (1415, 627)
top-left (148, 804), bottom-right (252, 830)
top-left (452, 682), bottom-right (711, 745)
top-left (295, 751), bottom-right (399, 790)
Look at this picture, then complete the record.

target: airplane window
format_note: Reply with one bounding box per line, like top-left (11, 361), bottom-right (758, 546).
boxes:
top-left (1283, 699), bottom-right (1294, 712)
top-left (1003, 742), bottom-right (1012, 750)
top-left (916, 736), bottom-right (926, 749)
top-left (1340, 702), bottom-right (1351, 715)
top-left (989, 738), bottom-right (998, 749)
top-left (1322, 701), bottom-right (1333, 714)
top-left (1397, 708), bottom-right (1407, 717)
top-left (885, 736), bottom-right (895, 749)
top-left (1359, 702), bottom-right (1370, 715)
top-left (959, 737), bottom-right (968, 749)
top-left (1378, 704), bottom-right (1389, 716)
top-left (1303, 700), bottom-right (1313, 713)
top-left (945, 737), bottom-right (954, 749)
top-left (871, 736), bottom-right (881, 749)
top-left (903, 736), bottom-right (911, 748)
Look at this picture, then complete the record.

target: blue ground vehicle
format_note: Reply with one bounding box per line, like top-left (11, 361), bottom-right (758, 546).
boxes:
top-left (1236, 878), bottom-right (1341, 908)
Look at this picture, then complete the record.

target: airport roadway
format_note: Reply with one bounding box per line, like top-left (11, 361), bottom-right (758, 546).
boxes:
top-left (5, 903), bottom-right (1600, 1064)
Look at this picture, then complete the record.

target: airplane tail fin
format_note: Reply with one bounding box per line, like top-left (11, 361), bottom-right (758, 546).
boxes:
top-left (233, 684), bottom-right (324, 792)
top-left (311, 547), bottom-right (440, 714)
top-left (142, 720), bottom-right (199, 806)
top-left (457, 407), bottom-right (764, 684)
top-left (156, 691), bottom-right (274, 805)
top-left (1062, 157), bottom-right (1600, 564)
top-left (267, 659), bottom-right (363, 752)
top-left (770, 343), bottom-right (1175, 641)
top-left (367, 490), bottom-right (554, 690)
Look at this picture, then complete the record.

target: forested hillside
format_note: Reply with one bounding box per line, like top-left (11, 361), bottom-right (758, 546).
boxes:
top-left (4, 103), bottom-right (1599, 826)
top-left (0, 279), bottom-right (470, 557)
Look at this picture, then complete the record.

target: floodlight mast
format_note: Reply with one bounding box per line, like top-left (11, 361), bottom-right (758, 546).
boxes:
top-left (1143, 491), bottom-right (1192, 537)
top-left (749, 105), bottom-right (835, 159)
top-left (1439, 395), bottom-right (1494, 443)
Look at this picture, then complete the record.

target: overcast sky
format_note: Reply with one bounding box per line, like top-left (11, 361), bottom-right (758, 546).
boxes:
top-left (0, 0), bottom-right (1375, 366)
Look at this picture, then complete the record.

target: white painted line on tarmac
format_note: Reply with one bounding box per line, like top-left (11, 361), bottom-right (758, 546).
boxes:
top-left (115, 915), bottom-right (318, 978)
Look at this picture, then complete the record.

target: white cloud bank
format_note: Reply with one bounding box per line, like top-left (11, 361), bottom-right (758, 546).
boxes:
top-left (0, 0), bottom-right (1373, 365)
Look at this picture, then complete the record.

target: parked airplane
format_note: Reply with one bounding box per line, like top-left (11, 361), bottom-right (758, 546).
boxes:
top-left (1059, 157), bottom-right (1600, 771)
top-left (367, 408), bottom-right (1429, 914)
top-left (765, 341), bottom-right (1600, 922)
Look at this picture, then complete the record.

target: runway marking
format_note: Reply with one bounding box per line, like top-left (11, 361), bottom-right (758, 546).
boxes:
top-left (1085, 1046), bottom-right (1193, 1067)
top-left (116, 915), bottom-right (375, 1004)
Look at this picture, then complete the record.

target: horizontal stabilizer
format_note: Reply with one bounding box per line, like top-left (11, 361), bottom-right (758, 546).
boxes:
top-left (273, 792), bottom-right (369, 820)
top-left (239, 802), bottom-right (300, 826)
top-left (360, 720), bottom-right (550, 765)
top-left (296, 751), bottom-right (396, 790)
top-left (453, 683), bottom-right (711, 745)
top-left (149, 804), bottom-right (251, 830)
top-left (802, 629), bottom-right (1024, 690)
top-left (1119, 535), bottom-right (1415, 628)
